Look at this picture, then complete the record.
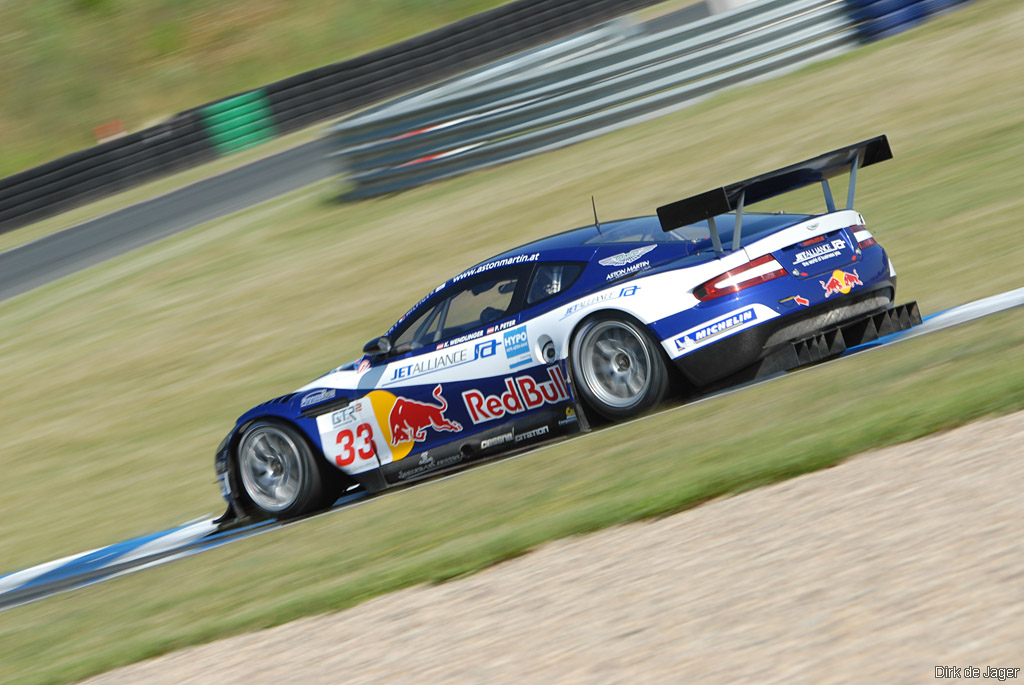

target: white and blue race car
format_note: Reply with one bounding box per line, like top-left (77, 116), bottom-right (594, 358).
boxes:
top-left (214, 135), bottom-right (920, 521)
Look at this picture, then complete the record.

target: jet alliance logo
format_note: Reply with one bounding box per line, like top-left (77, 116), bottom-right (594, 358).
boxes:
top-left (599, 245), bottom-right (656, 267)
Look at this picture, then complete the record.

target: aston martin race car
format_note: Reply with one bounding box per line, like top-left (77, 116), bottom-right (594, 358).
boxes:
top-left (214, 135), bottom-right (920, 521)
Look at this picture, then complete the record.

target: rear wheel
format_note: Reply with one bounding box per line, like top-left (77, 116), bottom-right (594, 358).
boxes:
top-left (237, 421), bottom-right (331, 519)
top-left (570, 314), bottom-right (669, 422)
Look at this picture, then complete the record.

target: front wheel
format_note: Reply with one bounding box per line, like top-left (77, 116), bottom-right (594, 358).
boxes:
top-left (569, 315), bottom-right (669, 422)
top-left (237, 421), bottom-right (332, 519)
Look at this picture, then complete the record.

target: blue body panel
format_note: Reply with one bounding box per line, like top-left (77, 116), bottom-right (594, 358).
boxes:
top-left (217, 210), bottom-right (896, 515)
top-left (229, 361), bottom-right (579, 490)
top-left (650, 235), bottom-right (890, 344)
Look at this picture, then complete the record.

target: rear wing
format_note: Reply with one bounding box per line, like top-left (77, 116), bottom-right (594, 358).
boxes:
top-left (656, 135), bottom-right (892, 256)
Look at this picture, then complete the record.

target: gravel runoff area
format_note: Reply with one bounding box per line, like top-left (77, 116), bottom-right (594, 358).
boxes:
top-left (84, 411), bottom-right (1024, 684)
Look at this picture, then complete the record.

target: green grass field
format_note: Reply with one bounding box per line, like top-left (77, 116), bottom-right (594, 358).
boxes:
top-left (0, 0), bottom-right (512, 178)
top-left (1, 0), bottom-right (1023, 681)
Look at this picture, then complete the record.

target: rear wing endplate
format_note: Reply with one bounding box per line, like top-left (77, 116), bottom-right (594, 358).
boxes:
top-left (656, 135), bottom-right (892, 255)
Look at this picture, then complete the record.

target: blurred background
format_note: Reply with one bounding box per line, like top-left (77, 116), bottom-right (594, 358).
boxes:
top-left (2, 0), bottom-right (1022, 681)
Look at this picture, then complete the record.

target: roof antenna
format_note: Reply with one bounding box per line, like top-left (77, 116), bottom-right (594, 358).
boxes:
top-left (591, 195), bottom-right (602, 235)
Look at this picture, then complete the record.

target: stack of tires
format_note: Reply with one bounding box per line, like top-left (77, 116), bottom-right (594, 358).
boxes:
top-left (847, 0), bottom-right (972, 41)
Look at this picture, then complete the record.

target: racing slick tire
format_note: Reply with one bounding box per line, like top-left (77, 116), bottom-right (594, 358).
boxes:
top-left (237, 420), bottom-right (332, 519)
top-left (569, 314), bottom-right (669, 422)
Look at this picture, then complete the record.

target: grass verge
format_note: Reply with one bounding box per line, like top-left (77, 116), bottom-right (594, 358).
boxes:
top-left (1, 312), bottom-right (1023, 684)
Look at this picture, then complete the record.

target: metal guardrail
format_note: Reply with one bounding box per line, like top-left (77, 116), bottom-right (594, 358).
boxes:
top-left (0, 0), bottom-right (972, 234)
top-left (333, 0), bottom-right (859, 199)
top-left (0, 0), bottom-right (662, 235)
top-left (331, 0), bottom-right (972, 199)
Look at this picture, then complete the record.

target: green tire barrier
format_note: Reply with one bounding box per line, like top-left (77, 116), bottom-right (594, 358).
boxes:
top-left (199, 90), bottom-right (277, 156)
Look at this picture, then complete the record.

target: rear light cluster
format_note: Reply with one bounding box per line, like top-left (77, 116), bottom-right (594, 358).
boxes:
top-left (850, 224), bottom-right (877, 249)
top-left (693, 254), bottom-right (788, 301)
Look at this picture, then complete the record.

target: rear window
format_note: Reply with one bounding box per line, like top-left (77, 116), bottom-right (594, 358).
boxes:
top-left (527, 263), bottom-right (584, 305)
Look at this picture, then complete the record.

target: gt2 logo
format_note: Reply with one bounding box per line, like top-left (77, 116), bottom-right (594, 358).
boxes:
top-left (330, 403), bottom-right (361, 428)
top-left (335, 423), bottom-right (376, 467)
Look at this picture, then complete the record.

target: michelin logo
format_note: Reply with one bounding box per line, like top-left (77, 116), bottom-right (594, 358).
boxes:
top-left (674, 308), bottom-right (757, 351)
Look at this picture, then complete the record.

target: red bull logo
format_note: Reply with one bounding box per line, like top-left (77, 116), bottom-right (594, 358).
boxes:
top-left (388, 384), bottom-right (462, 445)
top-left (820, 269), bottom-right (862, 298)
top-left (462, 366), bottom-right (570, 424)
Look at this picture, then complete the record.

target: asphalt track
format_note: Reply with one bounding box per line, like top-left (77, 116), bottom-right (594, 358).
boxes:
top-left (2, 285), bottom-right (1022, 613)
top-left (0, 138), bottom-right (334, 303)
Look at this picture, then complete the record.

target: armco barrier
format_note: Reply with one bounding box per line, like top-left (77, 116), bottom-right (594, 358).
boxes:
top-left (332, 0), bottom-right (976, 198)
top-left (846, 0), bottom-right (972, 40)
top-left (0, 0), bottom-right (662, 235)
top-left (262, 0), bottom-right (663, 135)
top-left (331, 0), bottom-right (857, 198)
top-left (0, 111), bottom-right (213, 230)
top-left (200, 90), bottom-right (277, 155)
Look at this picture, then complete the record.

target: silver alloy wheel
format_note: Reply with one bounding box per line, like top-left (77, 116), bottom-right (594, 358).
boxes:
top-left (576, 320), bottom-right (652, 409)
top-left (239, 425), bottom-right (306, 514)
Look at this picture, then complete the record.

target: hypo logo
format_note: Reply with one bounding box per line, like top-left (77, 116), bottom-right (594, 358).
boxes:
top-left (503, 326), bottom-right (531, 369)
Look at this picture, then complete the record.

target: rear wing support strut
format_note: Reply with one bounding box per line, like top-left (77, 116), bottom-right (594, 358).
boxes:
top-left (656, 135), bottom-right (892, 254)
top-left (708, 216), bottom-right (723, 256)
top-left (846, 153), bottom-right (859, 210)
top-left (822, 180), bottom-right (836, 213)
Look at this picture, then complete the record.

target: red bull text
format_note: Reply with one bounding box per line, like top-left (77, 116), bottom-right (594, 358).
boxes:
top-left (462, 366), bottom-right (570, 424)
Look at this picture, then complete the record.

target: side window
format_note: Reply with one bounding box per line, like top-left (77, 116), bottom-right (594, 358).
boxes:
top-left (444, 277), bottom-right (517, 332)
top-left (527, 263), bottom-right (583, 305)
top-left (391, 269), bottom-right (525, 354)
top-left (393, 302), bottom-right (444, 352)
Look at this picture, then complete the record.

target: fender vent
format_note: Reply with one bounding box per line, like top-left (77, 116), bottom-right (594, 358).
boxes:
top-left (259, 393), bottom-right (297, 407)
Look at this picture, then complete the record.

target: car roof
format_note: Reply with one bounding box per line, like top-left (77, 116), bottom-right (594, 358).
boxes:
top-left (386, 212), bottom-right (809, 339)
top-left (488, 216), bottom-right (664, 261)
top-left (480, 212), bottom-right (808, 266)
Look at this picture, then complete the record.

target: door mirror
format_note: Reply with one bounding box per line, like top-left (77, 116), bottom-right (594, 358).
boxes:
top-left (362, 336), bottom-right (392, 356)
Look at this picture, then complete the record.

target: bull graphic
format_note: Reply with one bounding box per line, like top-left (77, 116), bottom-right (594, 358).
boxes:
top-left (820, 269), bottom-right (861, 298)
top-left (389, 384), bottom-right (462, 445)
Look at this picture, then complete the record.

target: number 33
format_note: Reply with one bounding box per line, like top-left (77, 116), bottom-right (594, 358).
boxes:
top-left (335, 423), bottom-right (376, 466)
